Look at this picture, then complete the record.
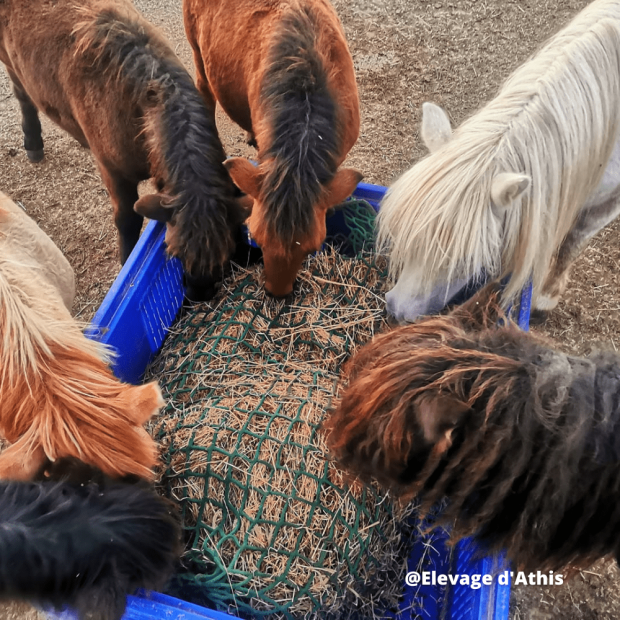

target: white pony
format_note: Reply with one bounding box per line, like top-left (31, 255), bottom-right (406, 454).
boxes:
top-left (378, 0), bottom-right (620, 323)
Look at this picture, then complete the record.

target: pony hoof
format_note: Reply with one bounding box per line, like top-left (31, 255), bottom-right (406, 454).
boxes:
top-left (529, 309), bottom-right (550, 326)
top-left (26, 149), bottom-right (44, 163)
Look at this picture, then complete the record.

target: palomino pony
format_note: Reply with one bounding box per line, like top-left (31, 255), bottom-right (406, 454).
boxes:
top-left (0, 458), bottom-right (181, 620)
top-left (0, 192), bottom-right (163, 480)
top-left (0, 0), bottom-right (246, 300)
top-left (326, 284), bottom-right (620, 572)
top-left (184, 0), bottom-right (363, 296)
top-left (378, 0), bottom-right (620, 323)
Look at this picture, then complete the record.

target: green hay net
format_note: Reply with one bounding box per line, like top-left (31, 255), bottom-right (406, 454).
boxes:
top-left (147, 201), bottom-right (415, 619)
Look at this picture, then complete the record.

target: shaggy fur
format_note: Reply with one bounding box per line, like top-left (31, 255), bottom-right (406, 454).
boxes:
top-left (259, 7), bottom-right (340, 250)
top-left (0, 0), bottom-right (244, 283)
top-left (377, 0), bottom-right (620, 310)
top-left (0, 458), bottom-right (181, 620)
top-left (0, 194), bottom-right (163, 481)
top-left (184, 0), bottom-right (361, 296)
top-left (326, 285), bottom-right (620, 571)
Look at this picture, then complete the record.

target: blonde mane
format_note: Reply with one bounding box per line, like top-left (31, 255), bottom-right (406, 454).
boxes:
top-left (0, 200), bottom-right (108, 385)
top-left (0, 198), bottom-right (161, 480)
top-left (378, 0), bottom-right (620, 303)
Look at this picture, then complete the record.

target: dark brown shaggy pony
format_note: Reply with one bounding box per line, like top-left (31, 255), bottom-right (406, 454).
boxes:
top-left (0, 0), bottom-right (246, 299)
top-left (325, 285), bottom-right (620, 572)
top-left (184, 0), bottom-right (363, 297)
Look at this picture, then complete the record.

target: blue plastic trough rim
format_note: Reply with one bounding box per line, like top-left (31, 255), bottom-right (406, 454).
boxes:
top-left (82, 180), bottom-right (521, 620)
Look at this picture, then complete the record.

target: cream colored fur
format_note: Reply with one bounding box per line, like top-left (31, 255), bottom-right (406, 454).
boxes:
top-left (378, 1), bottom-right (620, 319)
top-left (0, 192), bottom-right (108, 381)
top-left (0, 192), bottom-right (163, 480)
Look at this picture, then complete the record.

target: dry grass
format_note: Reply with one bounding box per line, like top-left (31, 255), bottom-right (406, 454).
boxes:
top-left (147, 250), bottom-right (418, 619)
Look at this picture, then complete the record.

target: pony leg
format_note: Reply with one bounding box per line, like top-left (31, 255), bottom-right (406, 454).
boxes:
top-left (100, 170), bottom-right (142, 264)
top-left (7, 69), bottom-right (44, 163)
top-left (537, 194), bottom-right (620, 314)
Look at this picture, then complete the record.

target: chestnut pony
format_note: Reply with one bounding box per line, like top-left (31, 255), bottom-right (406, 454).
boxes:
top-left (184, 0), bottom-right (363, 296)
top-left (0, 0), bottom-right (246, 299)
top-left (0, 192), bottom-right (164, 481)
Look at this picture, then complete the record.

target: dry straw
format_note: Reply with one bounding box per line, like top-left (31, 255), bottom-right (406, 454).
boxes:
top-left (146, 247), bottom-right (417, 619)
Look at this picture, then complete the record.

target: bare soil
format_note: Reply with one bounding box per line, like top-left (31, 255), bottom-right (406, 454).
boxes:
top-left (1, 0), bottom-right (619, 618)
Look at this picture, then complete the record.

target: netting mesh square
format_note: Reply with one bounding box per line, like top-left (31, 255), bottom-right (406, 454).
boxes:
top-left (145, 202), bottom-right (418, 619)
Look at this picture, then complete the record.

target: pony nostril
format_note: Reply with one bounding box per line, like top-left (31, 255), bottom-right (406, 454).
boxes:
top-left (386, 313), bottom-right (401, 327)
top-left (385, 290), bottom-right (397, 318)
top-left (265, 285), bottom-right (294, 299)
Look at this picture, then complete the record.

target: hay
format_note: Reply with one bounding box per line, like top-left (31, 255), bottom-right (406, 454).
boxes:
top-left (146, 247), bottom-right (417, 619)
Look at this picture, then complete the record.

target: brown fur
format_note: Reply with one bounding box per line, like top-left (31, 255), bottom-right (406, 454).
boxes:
top-left (0, 344), bottom-right (162, 481)
top-left (0, 0), bottom-right (243, 284)
top-left (185, 0), bottom-right (362, 296)
top-left (326, 285), bottom-right (620, 572)
top-left (0, 194), bottom-right (163, 481)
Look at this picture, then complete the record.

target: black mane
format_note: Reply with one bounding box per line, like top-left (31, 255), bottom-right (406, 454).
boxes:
top-left (0, 458), bottom-right (181, 620)
top-left (260, 7), bottom-right (340, 248)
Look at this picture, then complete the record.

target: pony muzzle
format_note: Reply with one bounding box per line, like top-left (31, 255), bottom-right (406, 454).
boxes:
top-left (261, 247), bottom-right (307, 297)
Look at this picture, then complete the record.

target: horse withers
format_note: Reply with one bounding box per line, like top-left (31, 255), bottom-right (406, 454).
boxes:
top-left (0, 192), bottom-right (163, 481)
top-left (184, 0), bottom-right (363, 297)
top-left (378, 0), bottom-right (620, 323)
top-left (0, 0), bottom-right (247, 301)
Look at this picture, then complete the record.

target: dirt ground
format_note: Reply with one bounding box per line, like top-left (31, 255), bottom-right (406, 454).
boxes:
top-left (1, 0), bottom-right (619, 618)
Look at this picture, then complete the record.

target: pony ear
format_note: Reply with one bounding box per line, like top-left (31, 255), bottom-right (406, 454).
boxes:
top-left (127, 382), bottom-right (165, 425)
top-left (490, 172), bottom-right (530, 208)
top-left (323, 168), bottom-right (364, 210)
top-left (415, 392), bottom-right (470, 452)
top-left (134, 194), bottom-right (174, 222)
top-left (421, 102), bottom-right (452, 153)
top-left (237, 192), bottom-right (254, 217)
top-left (224, 158), bottom-right (262, 199)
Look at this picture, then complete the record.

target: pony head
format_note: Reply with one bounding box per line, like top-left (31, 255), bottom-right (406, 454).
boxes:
top-left (326, 311), bottom-right (620, 571)
top-left (224, 157), bottom-right (362, 297)
top-left (134, 188), bottom-right (246, 300)
top-left (325, 287), bottom-right (514, 501)
top-left (381, 102), bottom-right (531, 323)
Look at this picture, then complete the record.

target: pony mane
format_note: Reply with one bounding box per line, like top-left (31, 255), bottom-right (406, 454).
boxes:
top-left (0, 257), bottom-right (109, 387)
top-left (0, 342), bottom-right (160, 480)
top-left (259, 6), bottom-right (340, 250)
top-left (378, 2), bottom-right (620, 303)
top-left (0, 459), bottom-right (181, 619)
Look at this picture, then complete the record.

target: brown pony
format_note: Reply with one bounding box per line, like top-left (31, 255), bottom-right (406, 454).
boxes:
top-left (0, 192), bottom-right (163, 481)
top-left (0, 0), bottom-right (246, 300)
top-left (184, 0), bottom-right (363, 296)
top-left (326, 285), bottom-right (620, 572)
